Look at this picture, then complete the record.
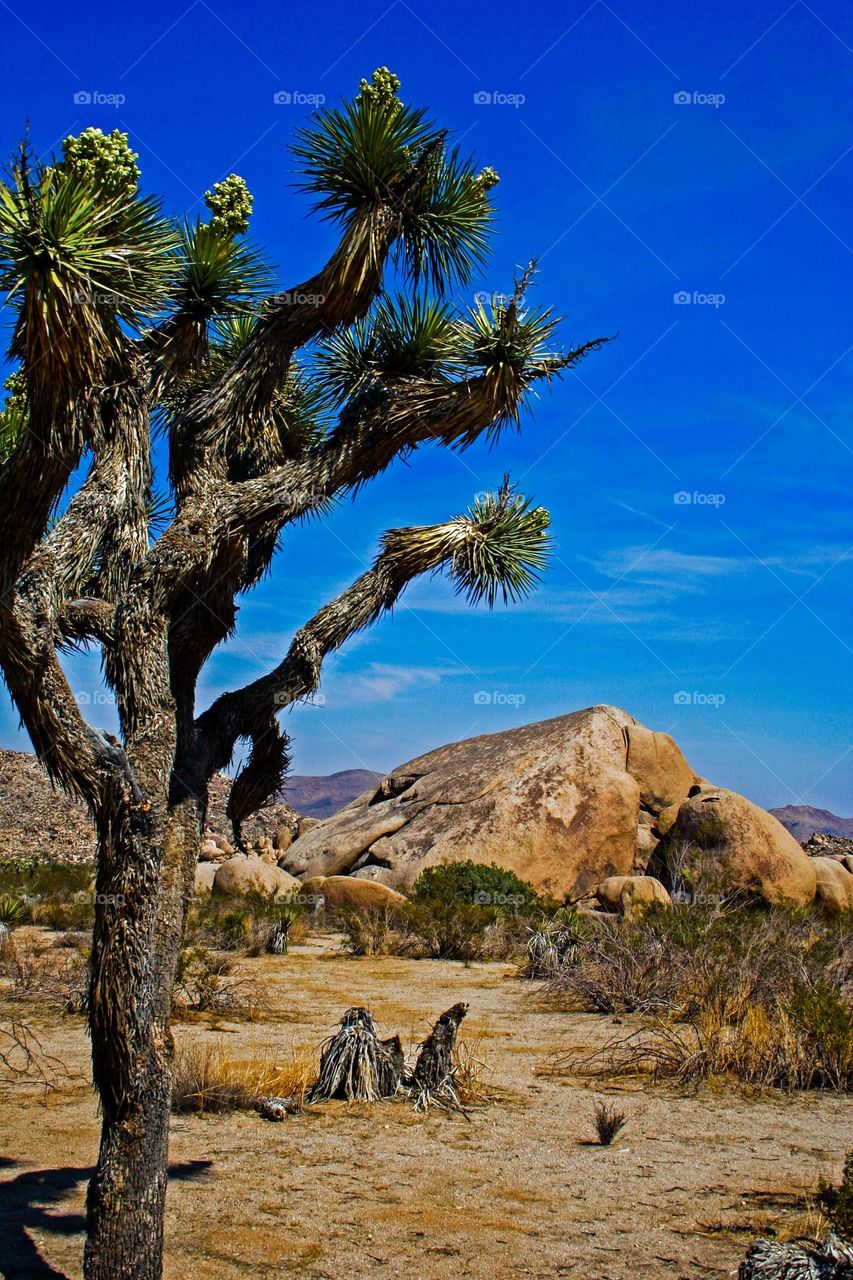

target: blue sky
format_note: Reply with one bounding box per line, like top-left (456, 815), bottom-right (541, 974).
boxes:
top-left (1, 0), bottom-right (851, 813)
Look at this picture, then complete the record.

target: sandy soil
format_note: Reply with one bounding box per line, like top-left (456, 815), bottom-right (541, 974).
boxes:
top-left (0, 933), bottom-right (848, 1280)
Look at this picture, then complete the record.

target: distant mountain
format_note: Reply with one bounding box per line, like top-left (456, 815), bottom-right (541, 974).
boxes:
top-left (769, 805), bottom-right (853, 844)
top-left (283, 769), bottom-right (382, 818)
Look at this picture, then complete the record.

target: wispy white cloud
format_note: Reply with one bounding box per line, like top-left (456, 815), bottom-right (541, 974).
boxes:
top-left (325, 662), bottom-right (465, 707)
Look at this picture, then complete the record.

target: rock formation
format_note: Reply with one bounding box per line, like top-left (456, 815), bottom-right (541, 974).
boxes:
top-left (280, 706), bottom-right (821, 906)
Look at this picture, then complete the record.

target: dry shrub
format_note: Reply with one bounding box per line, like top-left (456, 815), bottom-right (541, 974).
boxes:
top-left (341, 898), bottom-right (530, 963)
top-left (1, 935), bottom-right (89, 1012)
top-left (172, 946), bottom-right (268, 1021)
top-left (552, 907), bottom-right (853, 1091)
top-left (452, 1036), bottom-right (506, 1106)
top-left (171, 1040), bottom-right (313, 1114)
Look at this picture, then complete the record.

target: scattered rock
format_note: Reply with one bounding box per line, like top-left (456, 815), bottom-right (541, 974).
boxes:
top-left (198, 840), bottom-right (225, 863)
top-left (594, 876), bottom-right (630, 910)
top-left (297, 816), bottom-right (322, 838)
top-left (619, 875), bottom-right (672, 918)
top-left (803, 830), bottom-right (853, 859)
top-left (812, 856), bottom-right (853, 913)
top-left (274, 826), bottom-right (293, 854)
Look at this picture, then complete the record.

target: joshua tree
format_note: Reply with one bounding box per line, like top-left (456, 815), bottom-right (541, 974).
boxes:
top-left (0, 69), bottom-right (608, 1279)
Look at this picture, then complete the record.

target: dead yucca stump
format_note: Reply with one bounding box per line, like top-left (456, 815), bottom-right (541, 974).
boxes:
top-left (737, 1230), bottom-right (853, 1280)
top-left (410, 1001), bottom-right (469, 1113)
top-left (307, 1007), bottom-right (404, 1103)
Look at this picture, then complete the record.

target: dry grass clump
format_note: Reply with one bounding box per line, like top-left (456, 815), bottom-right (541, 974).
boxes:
top-left (338, 905), bottom-right (416, 956)
top-left (452, 1036), bottom-right (506, 1106)
top-left (592, 1098), bottom-right (627, 1145)
top-left (171, 1040), bottom-right (313, 1114)
top-left (548, 906), bottom-right (853, 1091)
top-left (184, 895), bottom-right (308, 955)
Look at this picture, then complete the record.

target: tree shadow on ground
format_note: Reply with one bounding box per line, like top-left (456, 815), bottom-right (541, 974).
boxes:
top-left (0, 1159), bottom-right (212, 1279)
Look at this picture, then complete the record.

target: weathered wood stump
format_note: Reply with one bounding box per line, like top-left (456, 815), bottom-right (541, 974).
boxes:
top-left (410, 1001), bottom-right (469, 1112)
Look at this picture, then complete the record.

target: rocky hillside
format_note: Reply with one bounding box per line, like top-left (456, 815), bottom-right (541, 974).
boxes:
top-left (0, 749), bottom-right (96, 863)
top-left (281, 706), bottom-right (819, 906)
top-left (282, 769), bottom-right (382, 818)
top-left (769, 804), bottom-right (853, 843)
top-left (0, 748), bottom-right (296, 864)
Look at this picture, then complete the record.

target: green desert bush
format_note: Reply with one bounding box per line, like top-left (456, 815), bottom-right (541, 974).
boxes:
top-left (340, 896), bottom-right (529, 962)
top-left (411, 860), bottom-right (539, 911)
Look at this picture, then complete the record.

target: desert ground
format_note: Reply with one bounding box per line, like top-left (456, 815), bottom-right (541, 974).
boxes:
top-left (0, 932), bottom-right (847, 1280)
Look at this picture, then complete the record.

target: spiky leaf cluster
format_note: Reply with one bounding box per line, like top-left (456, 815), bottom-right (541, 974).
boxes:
top-left (0, 149), bottom-right (177, 393)
top-left (293, 69), bottom-right (495, 290)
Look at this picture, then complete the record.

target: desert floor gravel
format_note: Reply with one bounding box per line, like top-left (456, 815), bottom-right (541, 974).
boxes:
top-left (1, 933), bottom-right (847, 1280)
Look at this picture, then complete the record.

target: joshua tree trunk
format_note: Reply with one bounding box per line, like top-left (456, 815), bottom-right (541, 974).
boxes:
top-left (85, 752), bottom-right (201, 1280)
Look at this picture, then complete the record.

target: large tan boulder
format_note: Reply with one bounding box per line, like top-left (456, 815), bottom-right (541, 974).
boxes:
top-left (670, 789), bottom-right (817, 907)
top-left (812, 856), bottom-right (853, 913)
top-left (619, 875), bottom-right (672, 918)
top-left (212, 855), bottom-right (300, 900)
top-left (281, 707), bottom-right (699, 898)
top-left (298, 875), bottom-right (406, 912)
